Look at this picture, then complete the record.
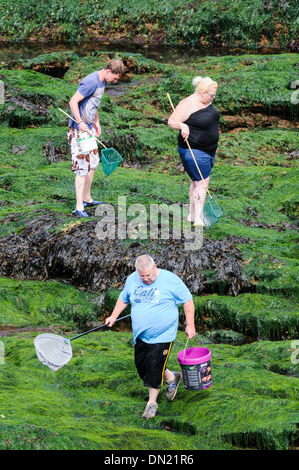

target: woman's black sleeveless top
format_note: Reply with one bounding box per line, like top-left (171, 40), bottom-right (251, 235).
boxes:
top-left (178, 104), bottom-right (220, 155)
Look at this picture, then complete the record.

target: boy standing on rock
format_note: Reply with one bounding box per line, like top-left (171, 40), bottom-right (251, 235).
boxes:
top-left (68, 59), bottom-right (125, 217)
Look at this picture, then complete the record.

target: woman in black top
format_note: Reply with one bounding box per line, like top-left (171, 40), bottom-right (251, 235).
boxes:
top-left (168, 77), bottom-right (220, 226)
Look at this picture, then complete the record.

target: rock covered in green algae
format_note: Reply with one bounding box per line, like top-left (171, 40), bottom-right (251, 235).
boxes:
top-left (0, 214), bottom-right (249, 298)
top-left (0, 0), bottom-right (297, 50)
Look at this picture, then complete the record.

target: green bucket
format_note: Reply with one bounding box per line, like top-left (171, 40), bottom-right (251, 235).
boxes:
top-left (201, 196), bottom-right (223, 228)
top-left (101, 148), bottom-right (123, 176)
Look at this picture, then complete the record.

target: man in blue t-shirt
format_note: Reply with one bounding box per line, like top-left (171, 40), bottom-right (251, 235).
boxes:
top-left (105, 255), bottom-right (196, 419)
top-left (68, 59), bottom-right (125, 217)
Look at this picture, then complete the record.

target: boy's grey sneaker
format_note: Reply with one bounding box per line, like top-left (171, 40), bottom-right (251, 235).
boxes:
top-left (166, 372), bottom-right (182, 401)
top-left (142, 403), bottom-right (158, 419)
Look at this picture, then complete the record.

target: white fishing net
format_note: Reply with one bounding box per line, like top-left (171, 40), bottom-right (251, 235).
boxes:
top-left (34, 333), bottom-right (73, 371)
top-left (34, 314), bottom-right (131, 371)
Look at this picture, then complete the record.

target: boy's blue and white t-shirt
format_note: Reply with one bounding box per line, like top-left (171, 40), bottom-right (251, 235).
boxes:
top-left (119, 269), bottom-right (192, 344)
top-left (69, 71), bottom-right (106, 130)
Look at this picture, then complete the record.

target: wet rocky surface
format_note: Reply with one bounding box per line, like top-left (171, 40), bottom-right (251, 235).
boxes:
top-left (0, 42), bottom-right (298, 451)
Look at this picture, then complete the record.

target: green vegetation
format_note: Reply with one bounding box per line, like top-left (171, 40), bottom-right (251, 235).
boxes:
top-left (0, 0), bottom-right (298, 49)
top-left (0, 49), bottom-right (298, 450)
top-left (0, 278), bottom-right (100, 329)
top-left (158, 53), bottom-right (299, 122)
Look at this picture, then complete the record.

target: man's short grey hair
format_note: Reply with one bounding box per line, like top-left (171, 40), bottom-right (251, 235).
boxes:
top-left (135, 255), bottom-right (155, 271)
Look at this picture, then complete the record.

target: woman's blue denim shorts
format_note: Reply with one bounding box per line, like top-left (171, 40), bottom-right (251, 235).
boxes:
top-left (178, 146), bottom-right (215, 181)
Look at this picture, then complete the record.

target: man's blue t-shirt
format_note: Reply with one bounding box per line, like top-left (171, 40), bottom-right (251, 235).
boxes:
top-left (119, 269), bottom-right (192, 344)
top-left (69, 71), bottom-right (106, 130)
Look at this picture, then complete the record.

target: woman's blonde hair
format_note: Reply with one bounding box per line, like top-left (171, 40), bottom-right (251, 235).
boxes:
top-left (192, 76), bottom-right (218, 93)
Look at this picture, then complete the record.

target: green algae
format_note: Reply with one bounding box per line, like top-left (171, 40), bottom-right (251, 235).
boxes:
top-left (0, 0), bottom-right (297, 49)
top-left (63, 51), bottom-right (168, 84)
top-left (0, 278), bottom-right (100, 329)
top-left (193, 293), bottom-right (299, 341)
top-left (0, 276), bottom-right (297, 450)
top-left (0, 48), bottom-right (298, 451)
top-left (218, 129), bottom-right (299, 168)
top-left (157, 53), bottom-right (299, 122)
top-left (0, 69), bottom-right (75, 128)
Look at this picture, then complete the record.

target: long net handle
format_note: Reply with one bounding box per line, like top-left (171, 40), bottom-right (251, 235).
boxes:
top-left (69, 313), bottom-right (131, 341)
top-left (166, 93), bottom-right (211, 198)
top-left (58, 108), bottom-right (107, 149)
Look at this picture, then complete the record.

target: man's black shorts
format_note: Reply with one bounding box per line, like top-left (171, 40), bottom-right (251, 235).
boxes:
top-left (134, 338), bottom-right (173, 389)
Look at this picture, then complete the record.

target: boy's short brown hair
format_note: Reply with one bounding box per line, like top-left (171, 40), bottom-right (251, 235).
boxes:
top-left (104, 59), bottom-right (126, 76)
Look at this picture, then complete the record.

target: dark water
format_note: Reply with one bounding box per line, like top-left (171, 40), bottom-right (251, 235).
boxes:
top-left (0, 41), bottom-right (286, 65)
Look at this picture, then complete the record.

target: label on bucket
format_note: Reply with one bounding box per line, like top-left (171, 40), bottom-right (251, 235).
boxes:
top-left (181, 360), bottom-right (212, 391)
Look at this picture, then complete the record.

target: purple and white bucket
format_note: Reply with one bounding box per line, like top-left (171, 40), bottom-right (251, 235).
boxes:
top-left (177, 347), bottom-right (213, 391)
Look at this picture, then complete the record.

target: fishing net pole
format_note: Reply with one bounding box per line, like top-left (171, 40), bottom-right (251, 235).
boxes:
top-left (58, 108), bottom-right (123, 176)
